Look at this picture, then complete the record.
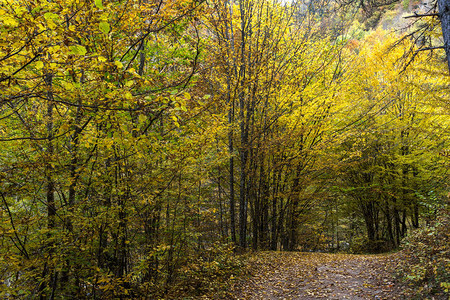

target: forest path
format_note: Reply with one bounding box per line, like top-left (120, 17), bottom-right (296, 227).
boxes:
top-left (231, 251), bottom-right (405, 300)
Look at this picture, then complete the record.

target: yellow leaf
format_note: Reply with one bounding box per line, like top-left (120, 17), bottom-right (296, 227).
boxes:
top-left (35, 61), bottom-right (44, 69)
top-left (3, 16), bottom-right (19, 27)
top-left (124, 91), bottom-right (132, 99)
top-left (114, 61), bottom-right (123, 69)
top-left (138, 114), bottom-right (147, 123)
top-left (44, 12), bottom-right (59, 20)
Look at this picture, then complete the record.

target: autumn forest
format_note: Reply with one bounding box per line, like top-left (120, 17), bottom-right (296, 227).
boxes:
top-left (0, 0), bottom-right (449, 298)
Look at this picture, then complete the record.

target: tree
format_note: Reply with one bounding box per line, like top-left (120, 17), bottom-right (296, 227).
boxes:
top-left (338, 0), bottom-right (450, 73)
top-left (0, 0), bottom-right (215, 297)
top-left (205, 0), bottom-right (348, 250)
top-left (333, 29), bottom-right (449, 251)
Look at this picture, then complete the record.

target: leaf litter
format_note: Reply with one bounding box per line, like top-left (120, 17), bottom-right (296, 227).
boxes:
top-left (231, 252), bottom-right (411, 300)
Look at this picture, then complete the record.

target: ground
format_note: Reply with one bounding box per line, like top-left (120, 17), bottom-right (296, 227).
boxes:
top-left (231, 252), bottom-right (409, 300)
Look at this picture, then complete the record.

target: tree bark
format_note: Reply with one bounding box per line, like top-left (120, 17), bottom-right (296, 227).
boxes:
top-left (438, 0), bottom-right (450, 73)
top-left (228, 105), bottom-right (237, 244)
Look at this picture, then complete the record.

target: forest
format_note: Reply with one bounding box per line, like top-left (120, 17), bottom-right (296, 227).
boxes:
top-left (0, 0), bottom-right (449, 298)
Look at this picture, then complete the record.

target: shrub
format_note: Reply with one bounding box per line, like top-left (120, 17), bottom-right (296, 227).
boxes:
top-left (168, 242), bottom-right (244, 299)
top-left (397, 203), bottom-right (449, 298)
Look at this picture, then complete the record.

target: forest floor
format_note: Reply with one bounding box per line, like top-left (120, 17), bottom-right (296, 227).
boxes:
top-left (230, 251), bottom-right (413, 300)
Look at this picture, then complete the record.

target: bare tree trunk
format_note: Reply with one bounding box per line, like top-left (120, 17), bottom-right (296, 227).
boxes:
top-left (438, 0), bottom-right (450, 73)
top-left (238, 0), bottom-right (249, 249)
top-left (229, 105), bottom-right (237, 244)
top-left (41, 73), bottom-right (57, 299)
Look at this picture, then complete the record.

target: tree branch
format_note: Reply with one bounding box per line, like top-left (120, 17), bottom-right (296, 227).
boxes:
top-left (404, 12), bottom-right (440, 19)
top-left (416, 46), bottom-right (445, 52)
top-left (0, 191), bottom-right (30, 259)
top-left (0, 54), bottom-right (41, 83)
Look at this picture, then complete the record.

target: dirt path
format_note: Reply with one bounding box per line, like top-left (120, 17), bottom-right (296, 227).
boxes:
top-left (232, 252), bottom-right (406, 300)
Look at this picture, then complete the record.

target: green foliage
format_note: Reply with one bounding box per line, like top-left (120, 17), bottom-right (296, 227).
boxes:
top-left (350, 236), bottom-right (391, 254)
top-left (363, 10), bottom-right (385, 30)
top-left (398, 203), bottom-right (450, 297)
top-left (169, 243), bottom-right (244, 298)
top-left (402, 0), bottom-right (410, 10)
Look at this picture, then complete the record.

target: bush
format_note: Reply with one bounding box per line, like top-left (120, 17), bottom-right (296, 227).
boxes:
top-left (167, 242), bottom-right (245, 299)
top-left (397, 204), bottom-right (450, 298)
top-left (350, 236), bottom-right (391, 254)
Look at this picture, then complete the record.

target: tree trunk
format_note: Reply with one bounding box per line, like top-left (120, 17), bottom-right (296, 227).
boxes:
top-left (438, 0), bottom-right (450, 73)
top-left (40, 73), bottom-right (57, 299)
top-left (228, 105), bottom-right (237, 244)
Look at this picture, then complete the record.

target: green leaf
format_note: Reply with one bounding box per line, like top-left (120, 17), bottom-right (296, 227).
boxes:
top-left (99, 22), bottom-right (110, 34)
top-left (138, 114), bottom-right (147, 124)
top-left (95, 0), bottom-right (104, 9)
top-left (69, 45), bottom-right (87, 56)
top-left (44, 12), bottom-right (59, 20)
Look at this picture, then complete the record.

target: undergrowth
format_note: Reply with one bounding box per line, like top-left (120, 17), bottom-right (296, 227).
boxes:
top-left (397, 203), bottom-right (450, 299)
